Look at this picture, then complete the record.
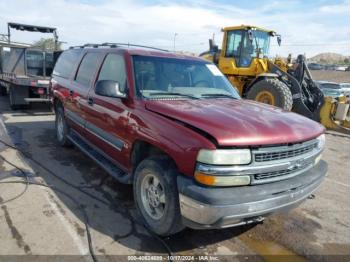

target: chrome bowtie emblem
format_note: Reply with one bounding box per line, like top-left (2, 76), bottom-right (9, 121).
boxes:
top-left (288, 159), bottom-right (306, 170)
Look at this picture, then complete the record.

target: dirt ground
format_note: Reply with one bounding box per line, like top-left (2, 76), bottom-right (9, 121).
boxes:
top-left (310, 70), bottom-right (350, 83)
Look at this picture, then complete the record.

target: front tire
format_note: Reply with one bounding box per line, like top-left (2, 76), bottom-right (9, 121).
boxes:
top-left (134, 155), bottom-right (184, 236)
top-left (246, 78), bottom-right (293, 111)
top-left (55, 105), bottom-right (71, 147)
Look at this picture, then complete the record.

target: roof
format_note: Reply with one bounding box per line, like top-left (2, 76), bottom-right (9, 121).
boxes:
top-left (69, 43), bottom-right (206, 62)
top-left (8, 22), bottom-right (57, 33)
top-left (126, 48), bottom-right (205, 61)
top-left (222, 25), bottom-right (275, 34)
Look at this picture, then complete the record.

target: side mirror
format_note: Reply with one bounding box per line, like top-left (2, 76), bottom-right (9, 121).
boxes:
top-left (95, 80), bottom-right (126, 98)
top-left (277, 35), bottom-right (282, 46)
top-left (209, 39), bottom-right (219, 53)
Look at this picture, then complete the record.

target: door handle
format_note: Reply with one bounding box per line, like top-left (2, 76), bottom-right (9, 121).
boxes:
top-left (88, 97), bottom-right (94, 106)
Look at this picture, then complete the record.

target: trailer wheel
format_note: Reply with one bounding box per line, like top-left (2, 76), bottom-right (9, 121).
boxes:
top-left (9, 85), bottom-right (19, 110)
top-left (246, 78), bottom-right (293, 111)
top-left (8, 85), bottom-right (31, 110)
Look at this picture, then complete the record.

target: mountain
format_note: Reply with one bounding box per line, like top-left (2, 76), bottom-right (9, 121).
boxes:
top-left (308, 53), bottom-right (350, 64)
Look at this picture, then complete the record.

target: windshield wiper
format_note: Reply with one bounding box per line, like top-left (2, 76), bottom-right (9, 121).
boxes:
top-left (148, 92), bottom-right (199, 99)
top-left (201, 93), bottom-right (237, 99)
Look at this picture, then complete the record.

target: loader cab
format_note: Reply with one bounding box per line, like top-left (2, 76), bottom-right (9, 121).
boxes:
top-left (218, 26), bottom-right (279, 78)
top-left (225, 29), bottom-right (271, 67)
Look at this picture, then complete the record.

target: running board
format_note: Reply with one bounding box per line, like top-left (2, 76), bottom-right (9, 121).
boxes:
top-left (67, 131), bottom-right (131, 184)
top-left (24, 98), bottom-right (50, 102)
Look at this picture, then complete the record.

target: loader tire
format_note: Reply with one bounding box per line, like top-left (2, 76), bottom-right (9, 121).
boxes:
top-left (246, 78), bottom-right (293, 111)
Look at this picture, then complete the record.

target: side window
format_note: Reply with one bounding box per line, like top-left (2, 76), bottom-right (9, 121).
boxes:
top-left (75, 52), bottom-right (101, 87)
top-left (53, 49), bottom-right (82, 79)
top-left (225, 30), bottom-right (242, 58)
top-left (98, 54), bottom-right (126, 92)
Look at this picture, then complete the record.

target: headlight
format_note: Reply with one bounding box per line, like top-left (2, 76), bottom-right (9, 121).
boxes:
top-left (197, 149), bottom-right (251, 165)
top-left (316, 134), bottom-right (326, 150)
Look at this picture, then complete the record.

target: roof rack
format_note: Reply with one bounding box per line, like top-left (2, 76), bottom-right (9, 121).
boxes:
top-left (69, 43), bottom-right (101, 49)
top-left (69, 42), bottom-right (169, 52)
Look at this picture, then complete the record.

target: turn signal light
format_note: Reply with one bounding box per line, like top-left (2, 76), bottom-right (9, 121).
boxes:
top-left (194, 171), bottom-right (251, 187)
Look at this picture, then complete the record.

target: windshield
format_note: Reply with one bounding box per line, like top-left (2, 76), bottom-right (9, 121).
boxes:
top-left (133, 56), bottom-right (240, 99)
top-left (225, 29), bottom-right (270, 67)
top-left (251, 30), bottom-right (270, 57)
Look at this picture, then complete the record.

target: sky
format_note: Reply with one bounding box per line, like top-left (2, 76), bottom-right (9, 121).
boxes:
top-left (0, 0), bottom-right (349, 57)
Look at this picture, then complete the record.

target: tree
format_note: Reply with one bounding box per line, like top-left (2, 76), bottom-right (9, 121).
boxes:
top-left (32, 38), bottom-right (62, 50)
top-left (344, 58), bottom-right (350, 64)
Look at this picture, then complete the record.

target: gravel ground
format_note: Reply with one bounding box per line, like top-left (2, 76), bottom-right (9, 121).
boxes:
top-left (310, 70), bottom-right (350, 83)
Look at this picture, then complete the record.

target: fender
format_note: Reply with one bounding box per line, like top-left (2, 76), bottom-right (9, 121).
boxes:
top-left (128, 108), bottom-right (216, 177)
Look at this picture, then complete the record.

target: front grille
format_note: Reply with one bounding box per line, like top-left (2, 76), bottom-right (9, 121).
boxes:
top-left (250, 139), bottom-right (321, 184)
top-left (254, 164), bottom-right (307, 181)
top-left (254, 142), bottom-right (317, 162)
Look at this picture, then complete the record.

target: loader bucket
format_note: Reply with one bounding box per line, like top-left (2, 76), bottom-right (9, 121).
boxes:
top-left (320, 96), bottom-right (350, 135)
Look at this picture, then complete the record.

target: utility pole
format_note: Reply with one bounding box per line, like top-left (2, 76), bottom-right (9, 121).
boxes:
top-left (173, 33), bottom-right (178, 52)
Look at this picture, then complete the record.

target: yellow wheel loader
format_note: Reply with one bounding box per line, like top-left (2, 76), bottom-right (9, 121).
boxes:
top-left (200, 25), bottom-right (350, 133)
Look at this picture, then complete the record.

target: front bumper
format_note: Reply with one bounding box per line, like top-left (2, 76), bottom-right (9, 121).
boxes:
top-left (177, 160), bottom-right (327, 229)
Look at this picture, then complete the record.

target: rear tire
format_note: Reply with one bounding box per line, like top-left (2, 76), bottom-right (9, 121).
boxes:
top-left (134, 155), bottom-right (184, 236)
top-left (55, 105), bottom-right (72, 147)
top-left (246, 78), bottom-right (293, 111)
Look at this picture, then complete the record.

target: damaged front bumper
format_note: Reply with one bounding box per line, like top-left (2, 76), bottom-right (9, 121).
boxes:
top-left (177, 160), bottom-right (327, 229)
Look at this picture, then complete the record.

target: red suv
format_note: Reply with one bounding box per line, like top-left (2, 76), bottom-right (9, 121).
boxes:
top-left (51, 43), bottom-right (327, 236)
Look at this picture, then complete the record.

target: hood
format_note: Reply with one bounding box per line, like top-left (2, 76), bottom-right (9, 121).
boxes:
top-left (145, 99), bottom-right (325, 147)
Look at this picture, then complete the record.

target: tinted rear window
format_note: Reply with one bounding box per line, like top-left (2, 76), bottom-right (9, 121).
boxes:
top-left (53, 49), bottom-right (82, 79)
